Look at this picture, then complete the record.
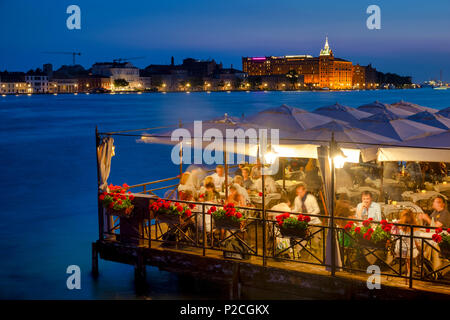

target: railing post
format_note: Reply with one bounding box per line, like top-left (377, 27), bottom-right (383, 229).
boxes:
top-left (95, 126), bottom-right (104, 241)
top-left (409, 225), bottom-right (414, 288)
top-left (202, 204), bottom-right (206, 256)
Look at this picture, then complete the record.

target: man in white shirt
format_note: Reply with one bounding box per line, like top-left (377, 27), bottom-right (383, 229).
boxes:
top-left (208, 165), bottom-right (232, 192)
top-left (292, 184), bottom-right (321, 225)
top-left (356, 191), bottom-right (381, 221)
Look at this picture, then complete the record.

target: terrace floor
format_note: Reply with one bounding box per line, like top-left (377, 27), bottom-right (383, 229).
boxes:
top-left (94, 237), bottom-right (450, 299)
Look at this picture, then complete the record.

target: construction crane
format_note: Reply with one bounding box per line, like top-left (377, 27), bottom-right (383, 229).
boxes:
top-left (113, 56), bottom-right (145, 63)
top-left (42, 52), bottom-right (82, 65)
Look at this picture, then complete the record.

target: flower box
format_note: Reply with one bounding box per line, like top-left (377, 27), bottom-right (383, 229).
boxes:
top-left (214, 217), bottom-right (246, 232)
top-left (276, 213), bottom-right (310, 240)
top-left (157, 213), bottom-right (184, 225)
top-left (279, 227), bottom-right (308, 239)
top-left (356, 238), bottom-right (388, 250)
top-left (439, 244), bottom-right (450, 259)
top-left (150, 199), bottom-right (194, 225)
top-left (106, 205), bottom-right (134, 218)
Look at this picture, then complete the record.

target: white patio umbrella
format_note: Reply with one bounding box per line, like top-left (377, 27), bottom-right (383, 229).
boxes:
top-left (284, 120), bottom-right (398, 147)
top-left (245, 104), bottom-right (336, 132)
top-left (391, 100), bottom-right (439, 114)
top-left (407, 111), bottom-right (450, 130)
top-left (353, 110), bottom-right (445, 141)
top-left (357, 100), bottom-right (415, 118)
top-left (437, 107), bottom-right (450, 118)
top-left (405, 130), bottom-right (450, 148)
top-left (312, 103), bottom-right (371, 123)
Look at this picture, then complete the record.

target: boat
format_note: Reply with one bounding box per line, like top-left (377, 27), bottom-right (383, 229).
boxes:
top-left (434, 86), bottom-right (448, 90)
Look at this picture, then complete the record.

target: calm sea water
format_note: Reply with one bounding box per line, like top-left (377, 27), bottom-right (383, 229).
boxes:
top-left (0, 88), bottom-right (449, 299)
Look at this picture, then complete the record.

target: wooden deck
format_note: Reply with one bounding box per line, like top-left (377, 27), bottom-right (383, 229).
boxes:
top-left (93, 238), bottom-right (450, 299)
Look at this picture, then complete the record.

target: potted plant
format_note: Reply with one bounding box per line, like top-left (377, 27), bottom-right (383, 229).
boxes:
top-left (150, 198), bottom-right (194, 224)
top-left (431, 227), bottom-right (450, 258)
top-left (344, 218), bottom-right (393, 249)
top-left (99, 183), bottom-right (135, 218)
top-left (276, 212), bottom-right (310, 239)
top-left (208, 203), bottom-right (245, 232)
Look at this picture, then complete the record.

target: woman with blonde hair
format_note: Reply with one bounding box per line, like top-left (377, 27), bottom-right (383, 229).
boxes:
top-left (394, 209), bottom-right (421, 282)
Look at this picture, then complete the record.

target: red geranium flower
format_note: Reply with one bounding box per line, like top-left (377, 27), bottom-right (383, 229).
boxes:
top-left (188, 203), bottom-right (195, 209)
top-left (355, 227), bottom-right (361, 233)
top-left (258, 192), bottom-right (263, 197)
top-left (436, 227), bottom-right (443, 234)
top-left (99, 194), bottom-right (105, 201)
top-left (185, 209), bottom-right (192, 218)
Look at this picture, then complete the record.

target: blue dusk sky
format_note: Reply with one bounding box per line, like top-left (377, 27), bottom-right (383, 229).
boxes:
top-left (0, 0), bottom-right (449, 82)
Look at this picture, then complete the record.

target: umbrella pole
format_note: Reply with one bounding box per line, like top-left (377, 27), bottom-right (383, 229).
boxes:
top-left (282, 158), bottom-right (286, 190)
top-left (224, 143), bottom-right (228, 200)
top-left (261, 154), bottom-right (267, 267)
top-left (330, 133), bottom-right (336, 276)
top-left (178, 120), bottom-right (183, 198)
top-left (380, 162), bottom-right (384, 202)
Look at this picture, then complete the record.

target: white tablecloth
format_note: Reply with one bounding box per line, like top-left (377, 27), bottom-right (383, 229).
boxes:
top-left (402, 190), bottom-right (448, 203)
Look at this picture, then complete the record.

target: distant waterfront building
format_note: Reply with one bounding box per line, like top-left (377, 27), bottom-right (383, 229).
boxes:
top-left (243, 37), bottom-right (362, 90)
top-left (25, 70), bottom-right (49, 93)
top-left (0, 72), bottom-right (30, 94)
top-left (77, 76), bottom-right (111, 92)
top-left (48, 78), bottom-right (79, 93)
top-left (91, 61), bottom-right (141, 90)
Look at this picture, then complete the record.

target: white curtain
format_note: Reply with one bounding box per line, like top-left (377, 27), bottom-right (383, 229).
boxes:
top-left (317, 146), bottom-right (342, 271)
top-left (97, 137), bottom-right (114, 192)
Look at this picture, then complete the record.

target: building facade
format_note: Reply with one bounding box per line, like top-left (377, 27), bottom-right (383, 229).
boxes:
top-left (25, 72), bottom-right (49, 93)
top-left (243, 37), bottom-right (355, 89)
top-left (91, 62), bottom-right (141, 90)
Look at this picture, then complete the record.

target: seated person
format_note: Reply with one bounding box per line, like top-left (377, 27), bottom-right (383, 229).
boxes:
top-left (233, 175), bottom-right (250, 205)
top-left (356, 191), bottom-right (381, 221)
top-left (241, 167), bottom-right (254, 190)
top-left (226, 184), bottom-right (245, 207)
top-left (203, 182), bottom-right (220, 203)
top-left (234, 163), bottom-right (246, 177)
top-left (394, 210), bottom-right (421, 280)
top-left (252, 171), bottom-right (278, 194)
top-left (419, 195), bottom-right (450, 228)
top-left (292, 184), bottom-right (321, 225)
top-left (208, 165), bottom-right (232, 192)
top-left (335, 200), bottom-right (356, 248)
top-left (178, 172), bottom-right (195, 199)
top-left (199, 176), bottom-right (214, 195)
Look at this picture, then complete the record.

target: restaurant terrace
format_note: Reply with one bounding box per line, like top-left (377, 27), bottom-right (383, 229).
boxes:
top-left (92, 101), bottom-right (450, 299)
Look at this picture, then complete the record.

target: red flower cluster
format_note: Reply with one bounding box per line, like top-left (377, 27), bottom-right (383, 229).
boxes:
top-left (206, 206), bottom-right (217, 215)
top-left (431, 227), bottom-right (450, 244)
top-left (344, 221), bottom-right (355, 231)
top-left (276, 212), bottom-right (291, 226)
top-left (362, 218), bottom-right (373, 227)
top-left (209, 203), bottom-right (243, 220)
top-left (380, 219), bottom-right (393, 233)
top-left (297, 214), bottom-right (311, 223)
top-left (99, 184), bottom-right (134, 210)
top-left (432, 233), bottom-right (443, 243)
top-left (363, 228), bottom-right (374, 241)
top-left (150, 199), bottom-right (192, 218)
top-left (223, 203), bottom-right (242, 219)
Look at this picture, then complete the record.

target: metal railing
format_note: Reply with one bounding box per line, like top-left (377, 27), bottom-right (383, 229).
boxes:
top-left (100, 195), bottom-right (450, 290)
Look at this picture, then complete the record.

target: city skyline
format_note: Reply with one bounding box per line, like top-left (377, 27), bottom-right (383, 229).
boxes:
top-left (1, 0), bottom-right (449, 82)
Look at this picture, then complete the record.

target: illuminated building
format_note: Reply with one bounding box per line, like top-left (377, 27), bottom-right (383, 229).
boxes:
top-left (243, 37), bottom-right (355, 89)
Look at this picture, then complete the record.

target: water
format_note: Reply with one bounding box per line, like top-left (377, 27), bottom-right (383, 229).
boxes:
top-left (0, 89), bottom-right (449, 299)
